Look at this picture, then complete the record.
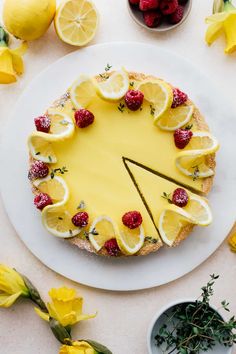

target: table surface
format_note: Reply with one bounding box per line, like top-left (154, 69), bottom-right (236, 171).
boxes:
top-left (0, 1), bottom-right (236, 353)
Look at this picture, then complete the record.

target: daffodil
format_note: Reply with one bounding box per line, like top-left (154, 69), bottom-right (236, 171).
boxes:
top-left (0, 25), bottom-right (27, 84)
top-left (205, 0), bottom-right (236, 54)
top-left (228, 231), bottom-right (236, 252)
top-left (59, 341), bottom-right (96, 354)
top-left (35, 287), bottom-right (96, 327)
top-left (0, 264), bottom-right (29, 307)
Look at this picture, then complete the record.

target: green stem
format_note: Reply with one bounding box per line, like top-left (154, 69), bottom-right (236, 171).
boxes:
top-left (0, 26), bottom-right (9, 47)
top-left (224, 0), bottom-right (235, 10)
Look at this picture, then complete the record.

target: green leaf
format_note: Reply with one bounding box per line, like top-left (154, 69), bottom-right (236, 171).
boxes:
top-left (22, 275), bottom-right (47, 312)
top-left (213, 0), bottom-right (224, 13)
top-left (49, 318), bottom-right (72, 345)
top-left (84, 339), bottom-right (113, 354)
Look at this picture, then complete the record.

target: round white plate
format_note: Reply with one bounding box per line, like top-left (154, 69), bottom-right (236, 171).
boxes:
top-left (1, 42), bottom-right (235, 291)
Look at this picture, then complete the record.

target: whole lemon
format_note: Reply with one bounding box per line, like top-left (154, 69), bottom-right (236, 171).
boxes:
top-left (3, 0), bottom-right (56, 41)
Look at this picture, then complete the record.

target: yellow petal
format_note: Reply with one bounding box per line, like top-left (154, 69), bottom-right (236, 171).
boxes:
top-left (205, 11), bottom-right (230, 24)
top-left (11, 52), bottom-right (24, 75)
top-left (34, 306), bottom-right (50, 321)
top-left (205, 22), bottom-right (223, 45)
top-left (0, 292), bottom-right (21, 307)
top-left (0, 264), bottom-right (28, 295)
top-left (224, 14), bottom-right (236, 53)
top-left (75, 312), bottom-right (97, 322)
top-left (11, 41), bottom-right (28, 56)
top-left (0, 48), bottom-right (16, 84)
top-left (49, 287), bottom-right (76, 301)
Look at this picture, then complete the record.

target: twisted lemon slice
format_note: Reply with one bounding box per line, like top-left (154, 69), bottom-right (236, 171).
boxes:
top-left (70, 75), bottom-right (96, 109)
top-left (157, 105), bottom-right (194, 131)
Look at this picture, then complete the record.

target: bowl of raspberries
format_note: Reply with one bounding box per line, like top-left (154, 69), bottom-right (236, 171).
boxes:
top-left (128, 0), bottom-right (192, 31)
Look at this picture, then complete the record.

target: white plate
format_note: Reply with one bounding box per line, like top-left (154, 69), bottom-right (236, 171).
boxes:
top-left (0, 42), bottom-right (235, 291)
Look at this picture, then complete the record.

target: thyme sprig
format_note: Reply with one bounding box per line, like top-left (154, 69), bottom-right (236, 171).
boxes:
top-left (155, 274), bottom-right (236, 354)
top-left (50, 166), bottom-right (68, 179)
top-left (118, 102), bottom-right (125, 113)
top-left (99, 63), bottom-right (112, 80)
top-left (83, 228), bottom-right (99, 240)
top-left (145, 237), bottom-right (158, 244)
top-left (191, 165), bottom-right (200, 181)
top-left (162, 192), bottom-right (173, 204)
top-left (150, 105), bottom-right (156, 116)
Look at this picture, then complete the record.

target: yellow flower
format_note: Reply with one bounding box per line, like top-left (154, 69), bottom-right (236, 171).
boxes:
top-left (0, 42), bottom-right (27, 84)
top-left (205, 1), bottom-right (236, 54)
top-left (59, 341), bottom-right (95, 354)
top-left (0, 264), bottom-right (29, 307)
top-left (35, 287), bottom-right (96, 327)
top-left (228, 232), bottom-right (236, 252)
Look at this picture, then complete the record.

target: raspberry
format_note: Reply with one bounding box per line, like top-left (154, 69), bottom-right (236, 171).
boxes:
top-left (143, 10), bottom-right (163, 27)
top-left (104, 238), bottom-right (120, 257)
top-left (129, 0), bottom-right (140, 4)
top-left (124, 90), bottom-right (144, 111)
top-left (122, 211), bottom-right (143, 229)
top-left (74, 109), bottom-right (94, 128)
top-left (168, 5), bottom-right (184, 24)
top-left (172, 188), bottom-right (189, 207)
top-left (171, 88), bottom-right (188, 108)
top-left (72, 212), bottom-right (89, 227)
top-left (28, 160), bottom-right (49, 180)
top-left (140, 0), bottom-right (159, 11)
top-left (34, 115), bottom-right (51, 133)
top-left (174, 128), bottom-right (193, 149)
top-left (34, 193), bottom-right (53, 210)
top-left (160, 0), bottom-right (178, 15)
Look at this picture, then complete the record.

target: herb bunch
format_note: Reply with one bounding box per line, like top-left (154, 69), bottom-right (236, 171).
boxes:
top-left (155, 274), bottom-right (236, 354)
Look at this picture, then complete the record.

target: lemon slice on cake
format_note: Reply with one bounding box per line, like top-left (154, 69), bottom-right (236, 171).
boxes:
top-left (48, 110), bottom-right (75, 138)
top-left (157, 105), bottom-right (194, 131)
top-left (54, 0), bottom-right (99, 46)
top-left (88, 216), bottom-right (118, 251)
top-left (176, 131), bottom-right (219, 178)
top-left (94, 69), bottom-right (129, 101)
top-left (137, 79), bottom-right (173, 121)
top-left (33, 176), bottom-right (69, 204)
top-left (28, 132), bottom-right (57, 163)
top-left (116, 223), bottom-right (145, 255)
top-left (70, 75), bottom-right (96, 109)
top-left (184, 195), bottom-right (212, 226)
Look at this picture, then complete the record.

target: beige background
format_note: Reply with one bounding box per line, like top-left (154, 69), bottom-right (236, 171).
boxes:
top-left (0, 0), bottom-right (236, 353)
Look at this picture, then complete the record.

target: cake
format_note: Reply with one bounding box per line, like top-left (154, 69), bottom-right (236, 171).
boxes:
top-left (27, 68), bottom-right (219, 257)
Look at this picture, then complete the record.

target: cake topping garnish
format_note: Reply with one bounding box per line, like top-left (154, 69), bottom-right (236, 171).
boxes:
top-left (77, 200), bottom-right (86, 210)
top-left (124, 90), bottom-right (144, 111)
top-left (172, 188), bottom-right (189, 207)
top-left (171, 87), bottom-right (188, 108)
top-left (50, 166), bottom-right (68, 179)
top-left (72, 212), bottom-right (89, 227)
top-left (122, 211), bottom-right (143, 229)
top-left (174, 127), bottom-right (193, 149)
top-left (104, 238), bottom-right (120, 257)
top-left (34, 193), bottom-right (53, 210)
top-left (99, 63), bottom-right (112, 80)
top-left (28, 160), bottom-right (49, 180)
top-left (34, 115), bottom-right (51, 133)
top-left (160, 0), bottom-right (178, 15)
top-left (74, 109), bottom-right (95, 128)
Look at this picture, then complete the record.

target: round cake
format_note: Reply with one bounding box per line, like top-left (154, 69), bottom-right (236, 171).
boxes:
top-left (27, 68), bottom-right (219, 257)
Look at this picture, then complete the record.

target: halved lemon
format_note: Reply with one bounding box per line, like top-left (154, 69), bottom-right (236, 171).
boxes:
top-left (42, 206), bottom-right (80, 238)
top-left (88, 216), bottom-right (118, 251)
top-left (137, 79), bottom-right (173, 121)
top-left (48, 110), bottom-right (75, 138)
top-left (54, 0), bottom-right (99, 46)
top-left (156, 105), bottom-right (194, 131)
top-left (70, 75), bottom-right (96, 109)
top-left (33, 176), bottom-right (69, 205)
top-left (28, 132), bottom-right (57, 163)
top-left (116, 223), bottom-right (145, 255)
top-left (94, 69), bottom-right (129, 101)
top-left (176, 131), bottom-right (219, 178)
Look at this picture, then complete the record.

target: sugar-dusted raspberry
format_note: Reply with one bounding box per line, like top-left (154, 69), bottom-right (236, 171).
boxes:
top-left (140, 0), bottom-right (159, 11)
top-left (72, 212), bottom-right (89, 227)
top-left (28, 160), bottom-right (49, 180)
top-left (171, 87), bottom-right (188, 108)
top-left (174, 128), bottom-right (193, 149)
top-left (168, 5), bottom-right (184, 24)
top-left (160, 0), bottom-right (178, 15)
top-left (34, 193), bottom-right (53, 210)
top-left (34, 115), bottom-right (51, 133)
top-left (104, 238), bottom-right (120, 257)
top-left (172, 188), bottom-right (189, 207)
top-left (122, 211), bottom-right (143, 229)
top-left (124, 90), bottom-right (144, 111)
top-left (143, 10), bottom-right (163, 28)
top-left (74, 109), bottom-right (94, 128)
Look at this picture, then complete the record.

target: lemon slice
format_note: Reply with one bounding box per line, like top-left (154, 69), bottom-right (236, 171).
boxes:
top-left (28, 132), bottom-right (57, 163)
top-left (116, 223), bottom-right (145, 255)
top-left (70, 75), bottom-right (96, 109)
top-left (157, 105), bottom-right (194, 131)
top-left (175, 131), bottom-right (219, 178)
top-left (158, 205), bottom-right (192, 247)
top-left (48, 110), bottom-right (75, 138)
top-left (89, 216), bottom-right (118, 251)
top-left (184, 195), bottom-right (212, 226)
top-left (94, 69), bottom-right (129, 101)
top-left (42, 206), bottom-right (80, 238)
top-left (33, 176), bottom-right (69, 204)
top-left (54, 0), bottom-right (99, 46)
top-left (137, 79), bottom-right (173, 121)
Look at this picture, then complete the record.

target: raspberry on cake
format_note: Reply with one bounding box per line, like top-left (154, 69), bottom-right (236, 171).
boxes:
top-left (34, 193), bottom-right (53, 210)
top-left (172, 88), bottom-right (188, 108)
top-left (34, 115), bottom-right (51, 133)
top-left (125, 90), bottom-right (144, 111)
top-left (172, 188), bottom-right (189, 207)
top-left (28, 160), bottom-right (49, 180)
top-left (174, 128), bottom-right (193, 149)
top-left (74, 109), bottom-right (94, 128)
top-left (122, 211), bottom-right (143, 229)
